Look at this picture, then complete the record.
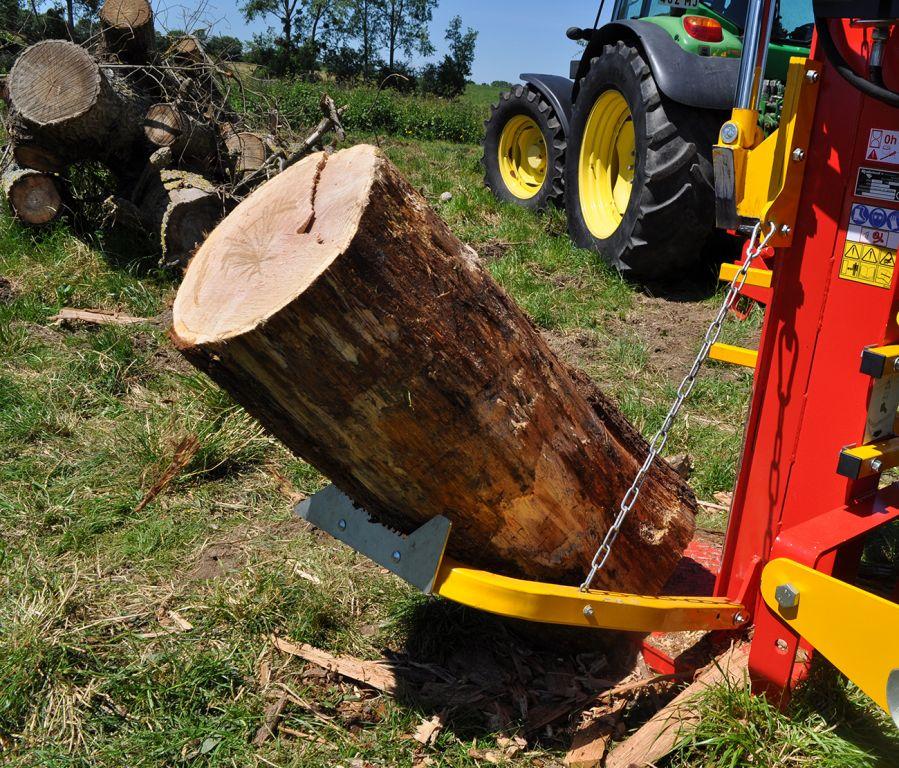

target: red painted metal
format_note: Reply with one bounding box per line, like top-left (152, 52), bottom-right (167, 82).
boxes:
top-left (712, 23), bottom-right (899, 699)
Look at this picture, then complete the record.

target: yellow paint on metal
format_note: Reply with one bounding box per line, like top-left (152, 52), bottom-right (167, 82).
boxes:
top-left (863, 345), bottom-right (899, 377)
top-left (433, 559), bottom-right (745, 632)
top-left (498, 115), bottom-right (548, 200)
top-left (710, 343), bottom-right (758, 369)
top-left (717, 58), bottom-right (822, 248)
top-left (762, 559), bottom-right (899, 718)
top-left (719, 262), bottom-right (773, 288)
top-left (578, 90), bottom-right (635, 239)
top-left (838, 436), bottom-right (899, 479)
top-left (840, 241), bottom-right (897, 289)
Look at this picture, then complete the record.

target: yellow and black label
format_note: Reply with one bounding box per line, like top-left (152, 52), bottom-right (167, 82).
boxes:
top-left (840, 242), bottom-right (896, 288)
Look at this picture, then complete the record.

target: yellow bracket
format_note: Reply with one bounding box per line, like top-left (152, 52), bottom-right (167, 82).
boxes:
top-left (717, 57), bottom-right (822, 247)
top-left (434, 559), bottom-right (746, 633)
top-left (861, 345), bottom-right (899, 379)
top-left (762, 559), bottom-right (899, 723)
top-left (710, 343), bottom-right (759, 369)
top-left (719, 262), bottom-right (773, 288)
top-left (837, 435), bottom-right (899, 479)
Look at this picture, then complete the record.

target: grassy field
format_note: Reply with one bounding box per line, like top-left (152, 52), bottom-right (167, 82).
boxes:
top-left (1, 134), bottom-right (898, 767)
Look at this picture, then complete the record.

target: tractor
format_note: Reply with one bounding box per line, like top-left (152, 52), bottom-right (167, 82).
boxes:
top-left (482, 0), bottom-right (814, 280)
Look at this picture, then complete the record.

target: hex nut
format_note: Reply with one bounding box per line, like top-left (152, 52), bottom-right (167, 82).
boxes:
top-left (775, 583), bottom-right (800, 609)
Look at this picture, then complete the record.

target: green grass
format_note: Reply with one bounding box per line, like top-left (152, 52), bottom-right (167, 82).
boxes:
top-left (0, 134), bottom-right (894, 766)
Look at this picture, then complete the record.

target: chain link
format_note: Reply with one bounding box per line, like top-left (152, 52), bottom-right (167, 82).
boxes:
top-left (579, 221), bottom-right (778, 592)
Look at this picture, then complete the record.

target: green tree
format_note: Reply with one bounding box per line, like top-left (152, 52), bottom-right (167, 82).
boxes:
top-left (204, 34), bottom-right (243, 60)
top-left (420, 14), bottom-right (476, 98)
top-left (378, 0), bottom-right (435, 70)
top-left (347, 0), bottom-right (383, 79)
top-left (241, 0), bottom-right (302, 53)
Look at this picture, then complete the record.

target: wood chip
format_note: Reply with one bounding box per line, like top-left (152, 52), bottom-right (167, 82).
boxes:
top-left (413, 712), bottom-right (446, 746)
top-left (565, 700), bottom-right (626, 768)
top-left (252, 689), bottom-right (289, 746)
top-left (606, 644), bottom-right (750, 768)
top-left (134, 435), bottom-right (200, 514)
top-left (165, 610), bottom-right (193, 631)
top-left (272, 636), bottom-right (399, 694)
top-left (49, 308), bottom-right (149, 326)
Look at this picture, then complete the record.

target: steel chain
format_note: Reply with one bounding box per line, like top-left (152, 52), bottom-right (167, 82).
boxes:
top-left (580, 221), bottom-right (778, 592)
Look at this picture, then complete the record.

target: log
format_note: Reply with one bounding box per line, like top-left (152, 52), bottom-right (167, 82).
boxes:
top-left (171, 144), bottom-right (697, 591)
top-left (2, 165), bottom-right (62, 225)
top-left (6, 41), bottom-right (147, 177)
top-left (224, 131), bottom-right (270, 180)
top-left (12, 144), bottom-right (66, 173)
top-left (144, 103), bottom-right (219, 169)
top-left (99, 0), bottom-right (155, 64)
top-left (138, 169), bottom-right (223, 268)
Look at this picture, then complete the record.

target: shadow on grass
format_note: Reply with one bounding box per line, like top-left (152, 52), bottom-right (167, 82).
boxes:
top-left (387, 595), bottom-right (640, 745)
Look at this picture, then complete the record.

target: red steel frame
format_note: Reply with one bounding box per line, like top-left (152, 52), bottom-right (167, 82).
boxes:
top-left (714, 23), bottom-right (899, 698)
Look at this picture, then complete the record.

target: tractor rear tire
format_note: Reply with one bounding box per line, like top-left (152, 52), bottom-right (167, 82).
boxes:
top-left (482, 84), bottom-right (566, 211)
top-left (565, 42), bottom-right (724, 280)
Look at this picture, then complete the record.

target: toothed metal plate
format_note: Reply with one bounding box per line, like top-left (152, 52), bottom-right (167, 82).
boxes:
top-left (295, 484), bottom-right (451, 594)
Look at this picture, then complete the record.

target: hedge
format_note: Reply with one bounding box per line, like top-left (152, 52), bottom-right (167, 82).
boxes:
top-left (256, 81), bottom-right (488, 145)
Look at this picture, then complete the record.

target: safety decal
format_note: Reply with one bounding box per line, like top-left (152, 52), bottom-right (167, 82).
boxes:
top-left (867, 129), bottom-right (899, 166)
top-left (840, 203), bottom-right (898, 288)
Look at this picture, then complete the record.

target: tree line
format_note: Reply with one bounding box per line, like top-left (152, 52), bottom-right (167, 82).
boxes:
top-left (0, 0), bottom-right (477, 99)
top-left (242, 0), bottom-right (477, 97)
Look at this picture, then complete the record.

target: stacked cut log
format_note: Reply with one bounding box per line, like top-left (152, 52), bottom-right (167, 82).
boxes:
top-left (172, 145), bottom-right (698, 592)
top-left (0, 0), bottom-right (343, 267)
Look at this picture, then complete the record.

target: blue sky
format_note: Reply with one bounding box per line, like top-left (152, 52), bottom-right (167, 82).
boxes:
top-left (153, 0), bottom-right (610, 84)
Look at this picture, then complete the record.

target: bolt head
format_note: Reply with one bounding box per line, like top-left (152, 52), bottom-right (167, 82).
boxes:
top-left (391, 550), bottom-right (402, 562)
top-left (583, 605), bottom-right (595, 618)
top-left (337, 519), bottom-right (347, 531)
top-left (792, 148), bottom-right (806, 162)
top-left (775, 638), bottom-right (790, 652)
top-left (805, 70), bottom-right (819, 83)
top-left (872, 459), bottom-right (884, 473)
top-left (893, 358), bottom-right (899, 372)
top-left (721, 122), bottom-right (739, 144)
top-left (780, 224), bottom-right (792, 236)
top-left (733, 611), bottom-right (748, 626)
top-left (775, 583), bottom-right (800, 609)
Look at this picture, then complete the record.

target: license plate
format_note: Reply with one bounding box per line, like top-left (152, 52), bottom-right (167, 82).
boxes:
top-left (661, 0), bottom-right (700, 8)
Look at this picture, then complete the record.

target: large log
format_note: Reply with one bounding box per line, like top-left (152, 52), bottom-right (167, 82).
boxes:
top-left (2, 164), bottom-right (62, 225)
top-left (99, 0), bottom-right (155, 64)
top-left (171, 144), bottom-right (696, 591)
top-left (6, 40), bottom-right (147, 177)
top-left (138, 169), bottom-right (223, 268)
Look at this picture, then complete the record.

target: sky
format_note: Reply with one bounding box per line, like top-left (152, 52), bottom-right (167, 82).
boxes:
top-left (152, 0), bottom-right (610, 84)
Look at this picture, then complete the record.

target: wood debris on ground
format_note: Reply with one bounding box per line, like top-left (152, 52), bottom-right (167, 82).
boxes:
top-left (134, 434), bottom-right (200, 514)
top-left (49, 308), bottom-right (151, 327)
top-left (0, 0), bottom-right (345, 268)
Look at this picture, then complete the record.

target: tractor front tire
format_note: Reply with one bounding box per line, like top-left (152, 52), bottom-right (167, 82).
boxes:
top-left (565, 42), bottom-right (722, 280)
top-left (482, 84), bottom-right (566, 211)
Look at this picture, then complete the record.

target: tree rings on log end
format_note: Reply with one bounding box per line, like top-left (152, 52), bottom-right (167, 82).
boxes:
top-left (144, 104), bottom-right (185, 147)
top-left (8, 41), bottom-right (100, 126)
top-left (5, 171), bottom-right (62, 225)
top-left (100, 0), bottom-right (152, 29)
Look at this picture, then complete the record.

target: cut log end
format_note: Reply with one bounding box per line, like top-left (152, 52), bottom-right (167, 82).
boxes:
top-left (99, 0), bottom-right (155, 62)
top-left (173, 144), bottom-right (696, 592)
top-left (144, 103), bottom-right (184, 147)
top-left (175, 148), bottom-right (364, 344)
top-left (225, 131), bottom-right (270, 178)
top-left (3, 167), bottom-right (62, 224)
top-left (13, 144), bottom-right (66, 173)
top-left (8, 41), bottom-right (100, 126)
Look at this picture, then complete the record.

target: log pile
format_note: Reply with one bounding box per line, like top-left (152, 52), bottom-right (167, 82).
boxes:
top-left (172, 144), bottom-right (698, 592)
top-left (0, 0), bottom-right (344, 268)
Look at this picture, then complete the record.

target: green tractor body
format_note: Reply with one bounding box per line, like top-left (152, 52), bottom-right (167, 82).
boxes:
top-left (482, 0), bottom-right (813, 280)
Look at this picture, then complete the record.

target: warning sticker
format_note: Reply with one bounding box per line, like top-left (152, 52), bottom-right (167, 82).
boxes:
top-left (867, 129), bottom-right (899, 165)
top-left (840, 203), bottom-right (899, 288)
top-left (856, 167), bottom-right (899, 202)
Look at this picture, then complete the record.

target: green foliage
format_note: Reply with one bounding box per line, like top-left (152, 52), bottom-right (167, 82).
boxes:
top-left (419, 14), bottom-right (478, 98)
top-left (259, 80), bottom-right (486, 143)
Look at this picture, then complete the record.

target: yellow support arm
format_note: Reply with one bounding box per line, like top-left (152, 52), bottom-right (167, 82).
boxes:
top-left (710, 343), bottom-right (759, 369)
top-left (762, 559), bottom-right (899, 724)
top-left (434, 559), bottom-right (746, 633)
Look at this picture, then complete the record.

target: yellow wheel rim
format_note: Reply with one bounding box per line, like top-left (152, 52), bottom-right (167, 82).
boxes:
top-left (578, 90), bottom-right (636, 239)
top-left (498, 115), bottom-right (548, 200)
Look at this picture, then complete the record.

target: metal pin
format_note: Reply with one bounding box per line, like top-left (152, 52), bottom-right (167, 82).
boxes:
top-left (583, 605), bottom-right (595, 617)
top-left (805, 70), bottom-right (819, 83)
top-left (872, 459), bottom-right (884, 473)
top-left (792, 148), bottom-right (806, 162)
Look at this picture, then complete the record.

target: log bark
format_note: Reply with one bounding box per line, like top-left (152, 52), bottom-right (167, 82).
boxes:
top-left (144, 103), bottom-right (220, 170)
top-left (6, 40), bottom-right (147, 177)
top-left (99, 0), bottom-right (155, 64)
top-left (138, 169), bottom-right (223, 268)
top-left (2, 164), bottom-right (62, 224)
top-left (171, 144), bottom-right (697, 591)
top-left (12, 144), bottom-right (66, 173)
